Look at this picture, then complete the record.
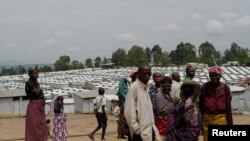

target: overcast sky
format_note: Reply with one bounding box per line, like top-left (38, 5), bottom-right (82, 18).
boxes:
top-left (0, 0), bottom-right (250, 64)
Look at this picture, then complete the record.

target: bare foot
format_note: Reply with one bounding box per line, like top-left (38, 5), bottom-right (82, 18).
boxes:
top-left (88, 134), bottom-right (95, 141)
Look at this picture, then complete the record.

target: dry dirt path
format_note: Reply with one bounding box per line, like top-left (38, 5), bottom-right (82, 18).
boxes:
top-left (0, 114), bottom-right (249, 141)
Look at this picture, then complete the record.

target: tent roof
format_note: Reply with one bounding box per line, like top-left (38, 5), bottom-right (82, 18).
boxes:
top-left (0, 89), bottom-right (26, 98)
top-left (74, 89), bottom-right (117, 99)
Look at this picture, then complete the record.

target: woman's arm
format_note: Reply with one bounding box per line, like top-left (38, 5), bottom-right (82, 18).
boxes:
top-left (26, 81), bottom-right (42, 98)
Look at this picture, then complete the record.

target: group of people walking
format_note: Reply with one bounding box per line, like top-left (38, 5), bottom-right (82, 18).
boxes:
top-left (24, 65), bottom-right (233, 141)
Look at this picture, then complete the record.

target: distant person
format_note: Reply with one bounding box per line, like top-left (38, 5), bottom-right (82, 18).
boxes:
top-left (124, 65), bottom-right (161, 141)
top-left (200, 66), bottom-right (233, 141)
top-left (25, 68), bottom-right (48, 141)
top-left (149, 71), bottom-right (163, 113)
top-left (155, 76), bottom-right (178, 140)
top-left (170, 72), bottom-right (181, 100)
top-left (88, 88), bottom-right (108, 141)
top-left (53, 96), bottom-right (68, 141)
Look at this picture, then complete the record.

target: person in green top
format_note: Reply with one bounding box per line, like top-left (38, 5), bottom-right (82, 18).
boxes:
top-left (181, 65), bottom-right (200, 106)
top-left (116, 78), bottom-right (130, 104)
top-left (183, 65), bottom-right (196, 83)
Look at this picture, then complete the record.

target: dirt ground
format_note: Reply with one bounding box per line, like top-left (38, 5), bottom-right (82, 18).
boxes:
top-left (0, 114), bottom-right (250, 141)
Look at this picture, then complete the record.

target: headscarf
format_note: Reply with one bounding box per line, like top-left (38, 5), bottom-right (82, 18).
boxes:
top-left (152, 70), bottom-right (163, 77)
top-left (209, 66), bottom-right (222, 76)
top-left (116, 78), bottom-right (129, 104)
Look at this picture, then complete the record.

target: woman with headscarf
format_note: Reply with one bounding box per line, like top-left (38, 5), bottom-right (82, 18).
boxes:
top-left (149, 71), bottom-right (163, 115)
top-left (116, 78), bottom-right (130, 139)
top-left (53, 96), bottom-right (68, 141)
top-left (116, 70), bottom-right (137, 140)
top-left (25, 68), bottom-right (48, 141)
top-left (200, 66), bottom-right (233, 141)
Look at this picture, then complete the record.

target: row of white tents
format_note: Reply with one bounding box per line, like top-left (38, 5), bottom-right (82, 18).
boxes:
top-left (1, 66), bottom-right (250, 116)
top-left (1, 66), bottom-right (250, 90)
top-left (1, 66), bottom-right (250, 99)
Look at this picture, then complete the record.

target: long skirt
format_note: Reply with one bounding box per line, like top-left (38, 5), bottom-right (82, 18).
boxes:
top-left (53, 113), bottom-right (68, 141)
top-left (118, 114), bottom-right (129, 135)
top-left (156, 116), bottom-right (167, 140)
top-left (25, 99), bottom-right (48, 141)
top-left (202, 114), bottom-right (227, 141)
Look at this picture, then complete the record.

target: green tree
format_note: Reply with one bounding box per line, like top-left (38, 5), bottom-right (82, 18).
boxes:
top-left (152, 53), bottom-right (162, 65)
top-left (17, 65), bottom-right (26, 74)
top-left (169, 50), bottom-right (177, 64)
top-left (71, 60), bottom-right (80, 69)
top-left (54, 55), bottom-right (71, 71)
top-left (145, 47), bottom-right (151, 63)
top-left (111, 48), bottom-right (127, 67)
top-left (0, 67), bottom-right (16, 75)
top-left (214, 51), bottom-right (223, 65)
top-left (151, 44), bottom-right (162, 65)
top-left (79, 63), bottom-right (84, 69)
top-left (103, 57), bottom-right (108, 64)
top-left (85, 58), bottom-right (93, 68)
top-left (151, 44), bottom-right (162, 54)
top-left (39, 66), bottom-right (53, 72)
top-left (198, 41), bottom-right (217, 66)
top-left (127, 45), bottom-right (147, 66)
top-left (94, 56), bottom-right (102, 68)
top-left (169, 42), bottom-right (197, 65)
top-left (161, 51), bottom-right (170, 66)
top-left (70, 60), bottom-right (83, 69)
top-left (224, 42), bottom-right (249, 65)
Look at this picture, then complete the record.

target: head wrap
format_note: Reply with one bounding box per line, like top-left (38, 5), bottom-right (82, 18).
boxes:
top-left (152, 70), bottom-right (163, 76)
top-left (209, 66), bottom-right (222, 76)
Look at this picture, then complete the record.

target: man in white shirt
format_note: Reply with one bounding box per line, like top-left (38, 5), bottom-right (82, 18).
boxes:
top-left (124, 65), bottom-right (161, 141)
top-left (88, 88), bottom-right (107, 141)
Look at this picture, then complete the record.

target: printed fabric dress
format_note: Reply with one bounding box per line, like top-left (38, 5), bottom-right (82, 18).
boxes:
top-left (53, 100), bottom-right (68, 141)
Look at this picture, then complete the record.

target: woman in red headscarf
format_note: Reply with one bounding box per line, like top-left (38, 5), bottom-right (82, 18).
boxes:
top-left (200, 66), bottom-right (233, 141)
